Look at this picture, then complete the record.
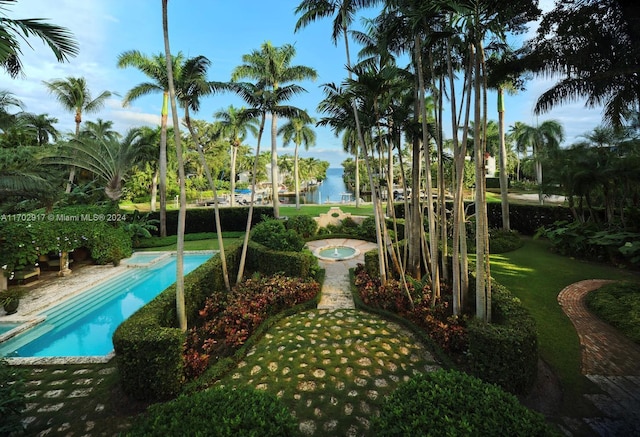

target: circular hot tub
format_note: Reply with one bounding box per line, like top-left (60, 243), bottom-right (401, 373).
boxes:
top-left (313, 245), bottom-right (360, 261)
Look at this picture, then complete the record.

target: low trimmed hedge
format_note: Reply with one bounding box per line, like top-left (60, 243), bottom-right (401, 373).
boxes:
top-left (126, 386), bottom-right (299, 437)
top-left (393, 202), bottom-right (574, 236)
top-left (246, 240), bottom-right (318, 279)
top-left (373, 370), bottom-right (557, 436)
top-left (113, 242), bottom-right (241, 401)
top-left (150, 207), bottom-right (275, 235)
top-left (467, 281), bottom-right (538, 394)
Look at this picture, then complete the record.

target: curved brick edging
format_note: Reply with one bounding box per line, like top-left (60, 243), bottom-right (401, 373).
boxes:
top-left (557, 279), bottom-right (640, 376)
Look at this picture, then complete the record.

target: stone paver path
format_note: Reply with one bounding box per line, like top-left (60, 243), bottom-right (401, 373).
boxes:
top-left (558, 279), bottom-right (640, 436)
top-left (305, 239), bottom-right (377, 310)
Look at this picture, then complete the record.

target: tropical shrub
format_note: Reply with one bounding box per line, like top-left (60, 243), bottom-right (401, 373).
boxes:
top-left (354, 265), bottom-right (468, 354)
top-left (183, 274), bottom-right (319, 378)
top-left (373, 370), bottom-right (557, 436)
top-left (488, 228), bottom-right (524, 253)
top-left (0, 359), bottom-right (26, 436)
top-left (285, 214), bottom-right (317, 238)
top-left (586, 281), bottom-right (640, 344)
top-left (126, 386), bottom-right (299, 437)
top-left (250, 218), bottom-right (305, 252)
top-left (536, 220), bottom-right (640, 267)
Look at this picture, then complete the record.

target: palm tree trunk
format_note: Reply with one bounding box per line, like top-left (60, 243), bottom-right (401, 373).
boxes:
top-left (65, 118), bottom-right (81, 193)
top-left (230, 145), bottom-right (237, 207)
top-left (294, 143), bottom-right (301, 209)
top-left (159, 92), bottom-right (169, 237)
top-left (162, 0), bottom-right (187, 331)
top-left (271, 113), bottom-right (280, 218)
top-left (185, 113), bottom-right (231, 291)
top-left (237, 115), bottom-right (266, 283)
top-left (354, 153), bottom-right (360, 206)
top-left (497, 87), bottom-right (510, 230)
top-left (415, 34), bottom-right (440, 301)
top-left (150, 168), bottom-right (158, 212)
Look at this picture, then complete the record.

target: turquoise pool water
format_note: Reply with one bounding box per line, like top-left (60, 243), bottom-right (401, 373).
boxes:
top-left (0, 323), bottom-right (20, 335)
top-left (0, 253), bottom-right (212, 358)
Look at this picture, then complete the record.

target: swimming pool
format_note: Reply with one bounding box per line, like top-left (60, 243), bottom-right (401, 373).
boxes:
top-left (0, 252), bottom-right (212, 359)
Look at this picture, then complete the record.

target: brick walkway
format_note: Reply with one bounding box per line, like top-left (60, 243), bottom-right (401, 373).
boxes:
top-left (557, 279), bottom-right (640, 436)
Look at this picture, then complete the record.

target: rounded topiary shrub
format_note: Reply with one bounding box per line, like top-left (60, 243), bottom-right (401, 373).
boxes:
top-left (126, 386), bottom-right (298, 436)
top-left (372, 370), bottom-right (557, 437)
top-left (489, 228), bottom-right (524, 253)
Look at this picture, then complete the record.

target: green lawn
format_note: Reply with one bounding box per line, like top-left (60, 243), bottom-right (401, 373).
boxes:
top-left (490, 237), bottom-right (640, 416)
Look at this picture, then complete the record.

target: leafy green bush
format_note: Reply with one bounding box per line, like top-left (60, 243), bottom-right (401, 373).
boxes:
top-left (586, 281), bottom-right (640, 344)
top-left (373, 370), bottom-right (557, 436)
top-left (536, 220), bottom-right (640, 267)
top-left (285, 214), bottom-right (317, 238)
top-left (489, 228), bottom-right (524, 253)
top-left (250, 218), bottom-right (305, 252)
top-left (126, 386), bottom-right (299, 437)
top-left (0, 359), bottom-right (26, 436)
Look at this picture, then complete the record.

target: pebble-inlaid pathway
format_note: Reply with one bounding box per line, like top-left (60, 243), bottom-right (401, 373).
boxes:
top-left (216, 309), bottom-right (441, 436)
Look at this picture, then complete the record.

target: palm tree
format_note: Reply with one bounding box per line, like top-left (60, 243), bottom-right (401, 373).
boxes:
top-left (16, 112), bottom-right (58, 146)
top-left (116, 50), bottom-right (184, 237)
top-left (42, 77), bottom-right (113, 193)
top-left (174, 54), bottom-right (231, 292)
top-left (161, 0), bottom-right (187, 331)
top-left (227, 81), bottom-right (308, 282)
top-left (231, 41), bottom-right (317, 219)
top-left (0, 89), bottom-right (23, 130)
top-left (80, 118), bottom-right (120, 142)
top-left (46, 129), bottom-right (146, 202)
top-left (213, 105), bottom-right (258, 207)
top-left (512, 119), bottom-right (564, 204)
top-left (0, 0), bottom-right (78, 78)
top-left (295, 0), bottom-right (383, 211)
top-left (278, 113), bottom-right (316, 209)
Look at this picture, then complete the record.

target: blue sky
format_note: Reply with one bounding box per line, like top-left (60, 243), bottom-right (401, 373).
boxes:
top-left (0, 0), bottom-right (604, 167)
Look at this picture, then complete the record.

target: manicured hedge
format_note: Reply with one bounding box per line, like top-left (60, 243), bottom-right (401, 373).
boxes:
top-left (149, 207), bottom-right (275, 235)
top-left (113, 242), bottom-right (241, 401)
top-left (373, 370), bottom-right (557, 436)
top-left (125, 386), bottom-right (299, 437)
top-left (245, 240), bottom-right (318, 279)
top-left (467, 281), bottom-right (539, 394)
top-left (393, 202), bottom-right (574, 236)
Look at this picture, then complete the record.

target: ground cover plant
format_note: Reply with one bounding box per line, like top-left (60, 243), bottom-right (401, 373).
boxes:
top-left (213, 309), bottom-right (441, 437)
top-left (489, 237), bottom-right (640, 417)
top-left (585, 281), bottom-right (640, 344)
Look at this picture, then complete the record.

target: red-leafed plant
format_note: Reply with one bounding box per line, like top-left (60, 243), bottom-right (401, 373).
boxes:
top-left (183, 274), bottom-right (319, 379)
top-left (354, 264), bottom-right (468, 355)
